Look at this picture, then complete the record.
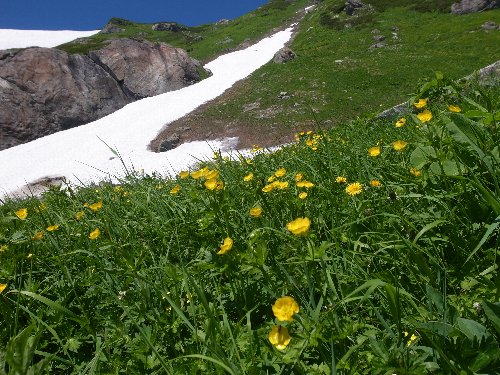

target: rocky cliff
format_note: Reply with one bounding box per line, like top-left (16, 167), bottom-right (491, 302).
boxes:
top-left (0, 39), bottom-right (204, 150)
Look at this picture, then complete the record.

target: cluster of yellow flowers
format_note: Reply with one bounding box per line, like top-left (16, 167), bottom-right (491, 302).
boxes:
top-left (268, 296), bottom-right (300, 350)
top-left (173, 167), bottom-right (224, 193)
top-left (295, 130), bottom-right (323, 151)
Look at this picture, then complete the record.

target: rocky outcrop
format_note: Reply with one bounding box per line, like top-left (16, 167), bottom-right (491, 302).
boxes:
top-left (0, 39), bottom-right (204, 150)
top-left (152, 22), bottom-right (184, 32)
top-left (273, 47), bottom-right (296, 63)
top-left (89, 39), bottom-right (202, 98)
top-left (451, 0), bottom-right (499, 14)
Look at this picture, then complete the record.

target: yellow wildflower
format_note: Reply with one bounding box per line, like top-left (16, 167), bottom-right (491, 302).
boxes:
top-left (89, 228), bottom-right (100, 240)
top-left (47, 224), bottom-right (60, 232)
top-left (417, 109), bottom-right (433, 123)
top-left (370, 179), bottom-right (382, 187)
top-left (276, 181), bottom-right (289, 190)
top-left (205, 169), bottom-right (219, 180)
top-left (404, 331), bottom-right (418, 347)
top-left (170, 184), bottom-right (181, 194)
top-left (275, 168), bottom-right (286, 178)
top-left (217, 237), bottom-right (233, 255)
top-left (243, 172), bottom-right (254, 182)
top-left (204, 178), bottom-right (218, 190)
top-left (216, 180), bottom-right (224, 190)
top-left (286, 217), bottom-right (311, 236)
top-left (336, 176), bottom-right (347, 184)
top-left (296, 180), bottom-right (314, 189)
top-left (414, 98), bottom-right (427, 108)
top-left (88, 201), bottom-right (102, 212)
top-left (294, 173), bottom-right (304, 182)
top-left (251, 145), bottom-right (262, 153)
top-left (410, 167), bottom-right (422, 177)
top-left (178, 170), bottom-right (189, 179)
top-left (267, 175), bottom-right (276, 183)
top-left (262, 184), bottom-right (275, 193)
top-left (27, 253), bottom-right (33, 259)
top-left (395, 118), bottom-right (407, 128)
top-left (249, 206), bottom-right (263, 218)
top-left (368, 146), bottom-right (381, 157)
top-left (345, 182), bottom-right (363, 196)
top-left (269, 326), bottom-right (291, 350)
top-left (298, 192), bottom-right (308, 200)
top-left (32, 231), bottom-right (44, 241)
top-left (15, 208), bottom-right (28, 220)
top-left (75, 211), bottom-right (85, 220)
top-left (272, 296), bottom-right (300, 321)
top-left (392, 140), bottom-right (408, 151)
top-left (0, 284), bottom-right (6, 294)
top-left (191, 167), bottom-right (208, 180)
top-left (448, 104), bottom-right (461, 113)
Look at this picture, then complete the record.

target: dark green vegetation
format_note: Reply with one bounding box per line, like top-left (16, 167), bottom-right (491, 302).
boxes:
top-left (1, 71), bottom-right (500, 373)
top-left (57, 0), bottom-right (310, 62)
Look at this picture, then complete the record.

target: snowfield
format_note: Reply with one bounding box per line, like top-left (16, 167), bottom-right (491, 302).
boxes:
top-left (0, 27), bottom-right (294, 198)
top-left (0, 29), bottom-right (100, 50)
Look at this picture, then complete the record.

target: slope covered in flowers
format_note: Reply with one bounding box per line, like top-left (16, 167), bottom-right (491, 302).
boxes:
top-left (0, 74), bottom-right (499, 373)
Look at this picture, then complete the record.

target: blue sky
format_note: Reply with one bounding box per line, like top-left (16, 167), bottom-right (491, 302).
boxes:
top-left (0, 0), bottom-right (269, 30)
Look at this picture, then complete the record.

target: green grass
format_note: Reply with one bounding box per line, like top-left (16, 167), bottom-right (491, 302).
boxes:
top-left (57, 0), bottom-right (309, 62)
top-left (180, 4), bottom-right (500, 139)
top-left (1, 73), bottom-right (499, 373)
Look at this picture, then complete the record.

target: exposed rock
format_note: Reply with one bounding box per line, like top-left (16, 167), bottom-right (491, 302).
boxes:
top-left (0, 47), bottom-right (129, 150)
top-left (344, 0), bottom-right (364, 16)
top-left (157, 133), bottom-right (181, 152)
top-left (372, 35), bottom-right (386, 42)
top-left (216, 19), bottom-right (230, 25)
top-left (277, 91), bottom-right (291, 100)
top-left (273, 47), bottom-right (296, 63)
top-left (89, 38), bottom-right (203, 98)
top-left (152, 22), bottom-right (184, 32)
top-left (237, 38), bottom-right (252, 50)
top-left (99, 24), bottom-right (125, 34)
top-left (482, 21), bottom-right (500, 29)
top-left (0, 39), bottom-right (206, 150)
top-left (451, 0), bottom-right (499, 14)
top-left (369, 42), bottom-right (386, 50)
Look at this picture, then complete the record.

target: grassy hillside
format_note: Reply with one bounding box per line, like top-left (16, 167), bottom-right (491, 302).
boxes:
top-left (1, 71), bottom-right (499, 373)
top-left (57, 0), bottom-right (309, 62)
top-left (155, 2), bottom-right (500, 149)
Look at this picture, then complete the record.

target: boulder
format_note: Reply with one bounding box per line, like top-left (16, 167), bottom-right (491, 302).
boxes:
top-left (344, 0), bottom-right (364, 16)
top-left (89, 39), bottom-right (203, 98)
top-left (157, 133), bottom-right (181, 152)
top-left (273, 47), bottom-right (296, 63)
top-left (152, 22), bottom-right (184, 32)
top-left (451, 0), bottom-right (499, 13)
top-left (482, 21), bottom-right (499, 29)
top-left (0, 39), bottom-right (206, 150)
top-left (99, 24), bottom-right (125, 34)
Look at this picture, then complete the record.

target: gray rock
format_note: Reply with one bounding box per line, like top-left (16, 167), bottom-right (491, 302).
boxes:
top-left (373, 35), bottom-right (386, 42)
top-left (482, 21), bottom-right (499, 29)
top-left (451, 0), bottom-right (499, 14)
top-left (158, 133), bottom-right (180, 152)
top-left (273, 47), bottom-right (296, 63)
top-left (369, 42), bottom-right (386, 50)
top-left (277, 91), bottom-right (291, 100)
top-left (216, 19), bottom-right (230, 25)
top-left (99, 24), bottom-right (125, 34)
top-left (152, 22), bottom-right (184, 32)
top-left (89, 38), bottom-right (203, 98)
top-left (344, 0), bottom-right (364, 15)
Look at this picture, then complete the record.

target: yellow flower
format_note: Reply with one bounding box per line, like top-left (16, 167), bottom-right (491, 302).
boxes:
top-left (368, 146), bottom-right (381, 157)
top-left (205, 169), bottom-right (219, 180)
top-left (75, 211), bottom-right (84, 220)
top-left (276, 181), bottom-right (289, 190)
top-left (298, 192), bottom-right (308, 200)
top-left (336, 176), bottom-right (347, 184)
top-left (414, 98), bottom-right (427, 108)
top-left (15, 208), bottom-right (28, 220)
top-left (204, 178), bottom-right (218, 190)
top-left (249, 206), bottom-right (263, 218)
top-left (392, 140), bottom-right (408, 151)
top-left (170, 184), bottom-right (181, 195)
top-left (32, 231), bottom-right (44, 241)
top-left (0, 284), bottom-right (6, 294)
top-left (251, 145), bottom-right (262, 153)
top-left (294, 173), bottom-right (304, 182)
top-left (88, 201), bottom-right (103, 212)
top-left (191, 167), bottom-right (208, 180)
top-left (275, 168), bottom-right (286, 177)
top-left (217, 237), bottom-right (233, 255)
top-left (410, 167), bottom-right (421, 177)
top-left (370, 179), bottom-right (382, 187)
top-left (272, 296), bottom-right (300, 321)
top-left (267, 175), bottom-right (276, 183)
top-left (27, 253), bottom-right (33, 259)
top-left (179, 170), bottom-right (189, 179)
top-left (395, 117), bottom-right (407, 128)
top-left (345, 182), bottom-right (363, 196)
top-left (47, 224), bottom-right (60, 232)
top-left (268, 326), bottom-right (291, 350)
top-left (296, 180), bottom-right (314, 189)
top-left (286, 217), bottom-right (311, 236)
top-left (448, 104), bottom-right (461, 113)
top-left (404, 331), bottom-right (418, 347)
top-left (243, 172), bottom-right (254, 182)
top-left (89, 228), bottom-right (100, 240)
top-left (262, 184), bottom-right (275, 193)
top-left (216, 180), bottom-right (224, 191)
top-left (417, 109), bottom-right (433, 123)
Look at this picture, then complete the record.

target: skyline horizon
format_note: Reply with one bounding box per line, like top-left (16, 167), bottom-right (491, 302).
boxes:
top-left (0, 0), bottom-right (269, 31)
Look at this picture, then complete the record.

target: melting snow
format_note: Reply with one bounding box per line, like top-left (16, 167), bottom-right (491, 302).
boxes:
top-left (0, 29), bottom-right (100, 50)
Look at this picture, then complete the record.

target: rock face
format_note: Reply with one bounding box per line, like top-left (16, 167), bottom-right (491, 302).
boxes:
top-left (152, 22), bottom-right (184, 32)
top-left (0, 39), bottom-right (204, 150)
top-left (273, 47), bottom-right (296, 63)
top-left (89, 39), bottom-right (202, 98)
top-left (451, 0), bottom-right (499, 13)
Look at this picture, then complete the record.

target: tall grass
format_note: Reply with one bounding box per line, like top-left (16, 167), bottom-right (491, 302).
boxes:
top-left (1, 74), bottom-right (499, 373)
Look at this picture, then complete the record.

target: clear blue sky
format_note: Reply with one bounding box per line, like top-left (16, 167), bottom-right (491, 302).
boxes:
top-left (0, 0), bottom-right (270, 30)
